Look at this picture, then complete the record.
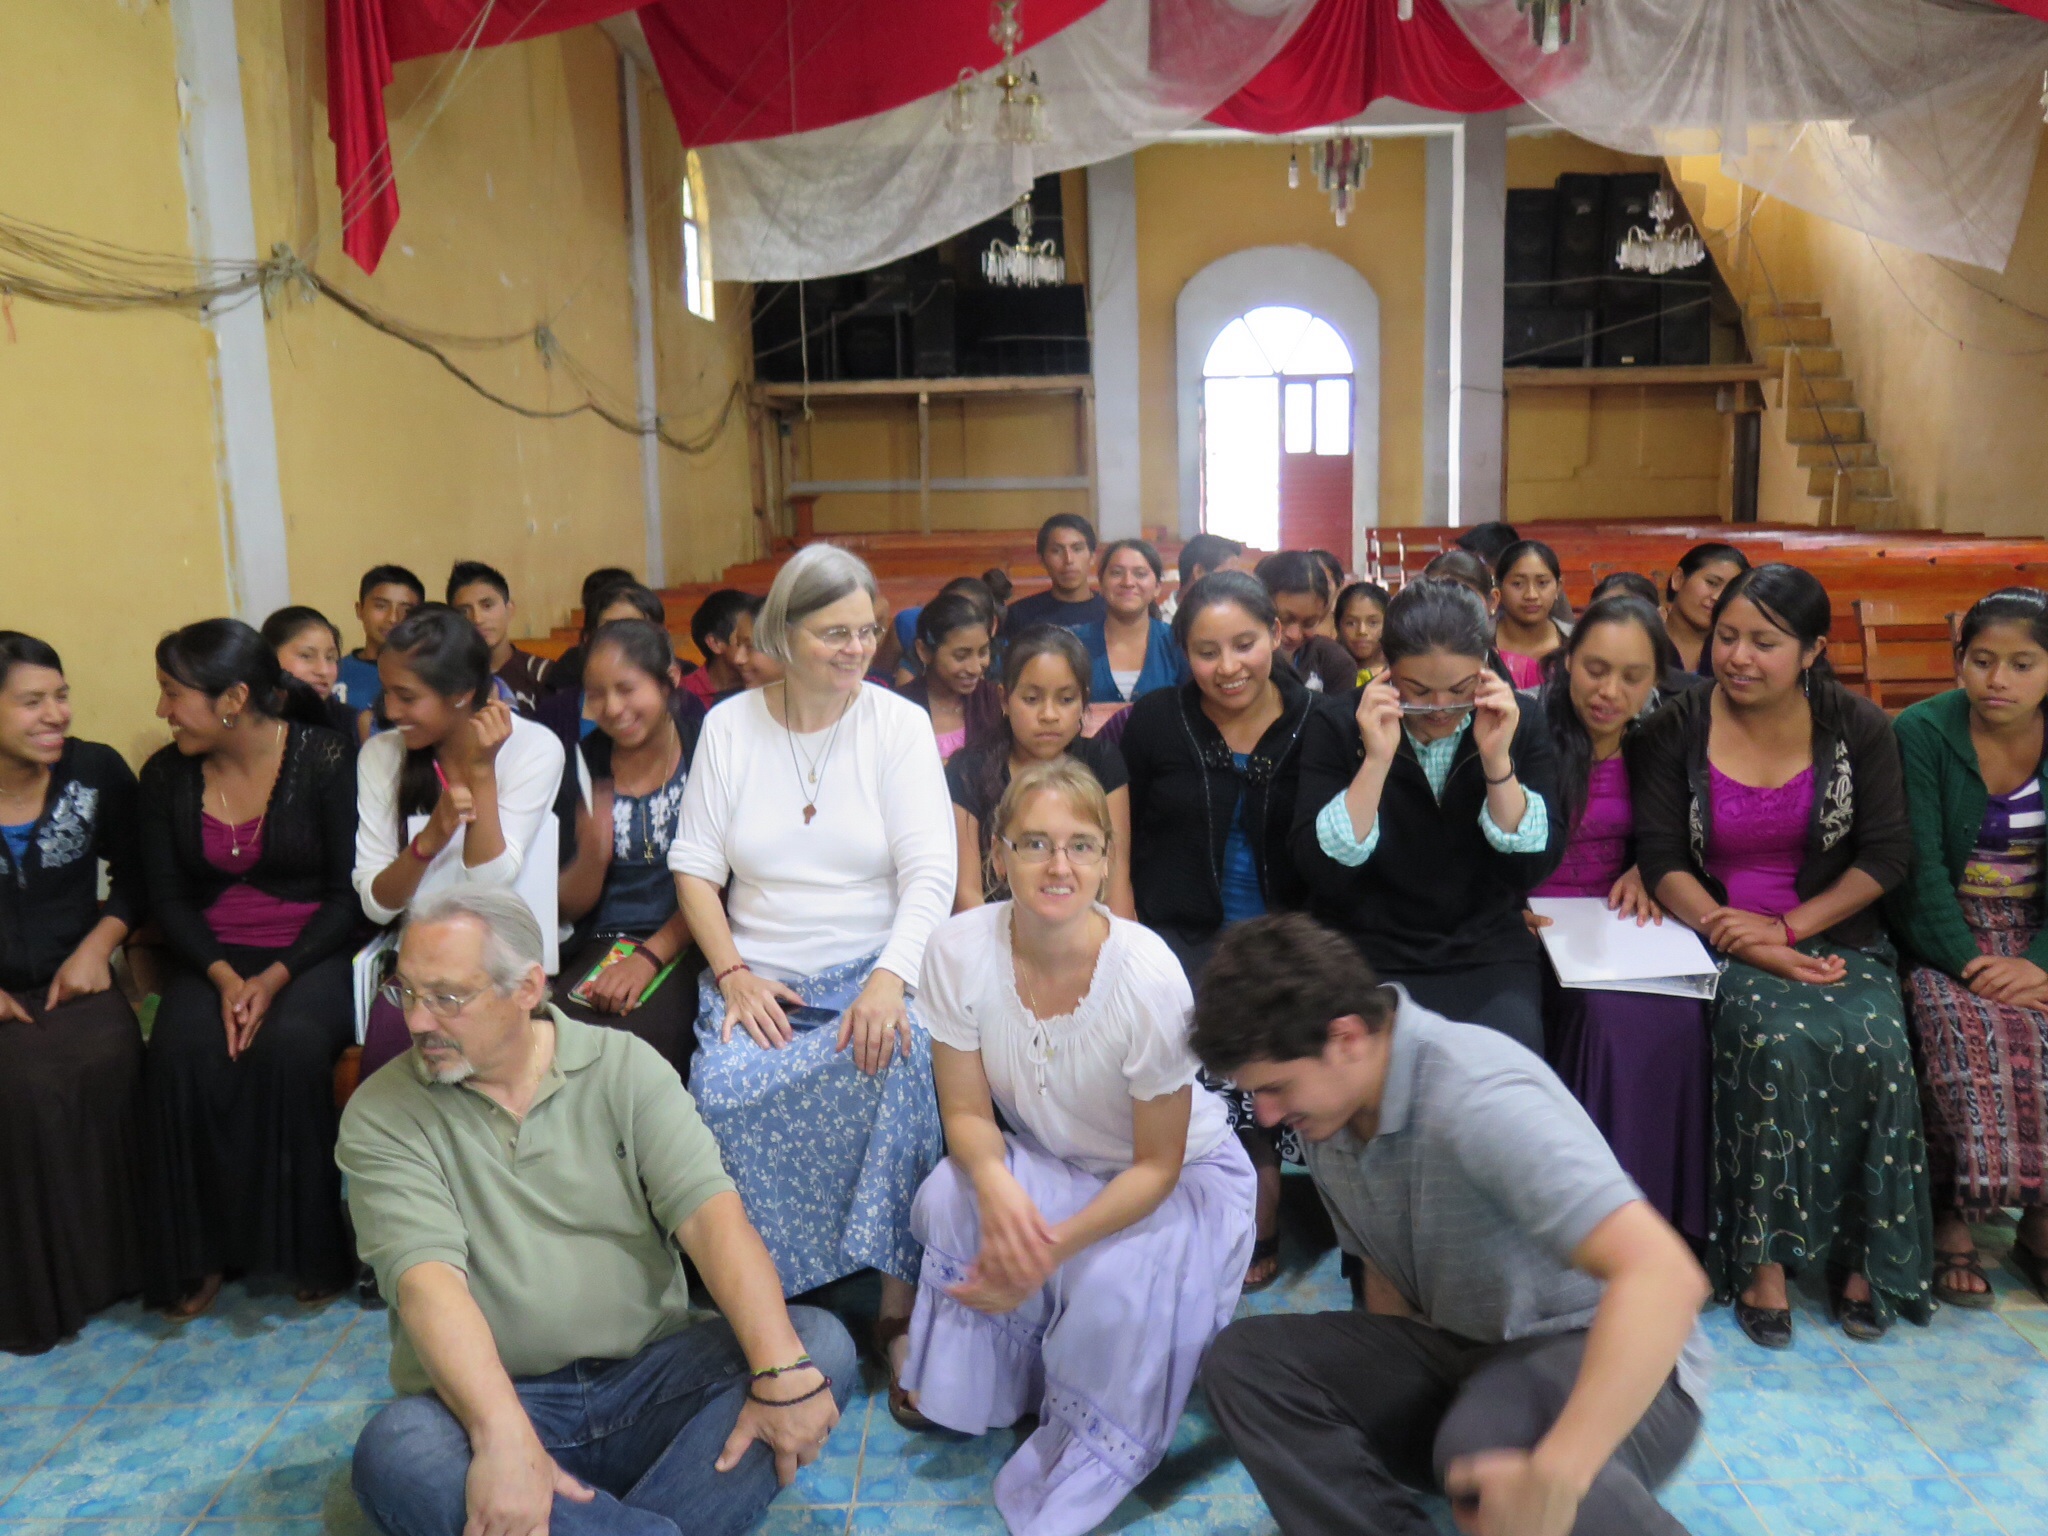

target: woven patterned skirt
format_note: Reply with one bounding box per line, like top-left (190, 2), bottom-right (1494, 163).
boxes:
top-left (1905, 894), bottom-right (2048, 1220)
top-left (1709, 939), bottom-right (1934, 1327)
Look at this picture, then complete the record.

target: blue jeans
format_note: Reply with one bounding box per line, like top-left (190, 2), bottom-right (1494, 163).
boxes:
top-left (352, 1308), bottom-right (857, 1536)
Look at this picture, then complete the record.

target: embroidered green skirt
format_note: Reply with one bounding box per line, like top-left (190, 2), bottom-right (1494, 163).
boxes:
top-left (1708, 939), bottom-right (1934, 1326)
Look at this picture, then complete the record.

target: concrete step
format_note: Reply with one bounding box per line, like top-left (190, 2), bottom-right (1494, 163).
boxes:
top-left (1785, 405), bottom-right (1865, 443)
top-left (1764, 344), bottom-right (1845, 376)
top-left (1755, 314), bottom-right (1833, 347)
top-left (1797, 441), bottom-right (1878, 468)
top-left (1747, 297), bottom-right (1823, 319)
top-left (1784, 375), bottom-right (1856, 406)
top-left (1807, 463), bottom-right (1893, 499)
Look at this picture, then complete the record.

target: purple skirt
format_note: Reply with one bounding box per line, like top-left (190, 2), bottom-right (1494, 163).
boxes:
top-left (1547, 980), bottom-right (1712, 1243)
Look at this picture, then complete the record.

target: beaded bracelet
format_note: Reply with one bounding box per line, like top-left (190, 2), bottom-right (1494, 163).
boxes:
top-left (748, 1374), bottom-right (833, 1408)
top-left (714, 960), bottom-right (750, 983)
top-left (751, 1354), bottom-right (813, 1380)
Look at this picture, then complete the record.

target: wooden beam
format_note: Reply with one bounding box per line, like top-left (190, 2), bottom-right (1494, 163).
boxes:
top-left (1502, 364), bottom-right (1774, 390)
top-left (752, 374), bottom-right (1093, 400)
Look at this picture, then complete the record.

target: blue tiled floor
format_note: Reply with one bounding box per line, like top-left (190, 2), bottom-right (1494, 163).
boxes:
top-left (5, 1221), bottom-right (2047, 1536)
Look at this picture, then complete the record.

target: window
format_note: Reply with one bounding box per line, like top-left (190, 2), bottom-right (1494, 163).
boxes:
top-left (1200, 305), bottom-right (1354, 545)
top-left (681, 152), bottom-right (715, 322)
top-left (1315, 377), bottom-right (1350, 456)
top-left (1283, 382), bottom-right (1315, 454)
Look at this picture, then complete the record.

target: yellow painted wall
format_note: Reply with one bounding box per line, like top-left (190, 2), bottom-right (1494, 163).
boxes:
top-left (1134, 138), bottom-right (1428, 529)
top-left (2, 6), bottom-right (753, 751)
top-left (0, 2), bottom-right (235, 760)
top-left (1675, 134), bottom-right (2048, 536)
top-left (1503, 133), bottom-right (1729, 524)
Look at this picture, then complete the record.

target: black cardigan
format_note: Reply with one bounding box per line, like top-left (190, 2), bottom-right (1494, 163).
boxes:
top-left (0, 739), bottom-right (145, 993)
top-left (1626, 678), bottom-right (1912, 950)
top-left (1289, 699), bottom-right (1564, 974)
top-left (1121, 670), bottom-right (1327, 938)
top-left (138, 723), bottom-right (360, 978)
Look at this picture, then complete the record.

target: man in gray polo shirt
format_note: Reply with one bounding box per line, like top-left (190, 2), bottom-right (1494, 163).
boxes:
top-left (1190, 914), bottom-right (1709, 1536)
top-left (340, 888), bottom-right (856, 1536)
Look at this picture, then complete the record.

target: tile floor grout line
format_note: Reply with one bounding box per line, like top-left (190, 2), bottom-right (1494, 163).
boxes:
top-left (0, 1311), bottom-right (182, 1515)
top-left (180, 1307), bottom-right (362, 1529)
top-left (1842, 1341), bottom-right (2021, 1536)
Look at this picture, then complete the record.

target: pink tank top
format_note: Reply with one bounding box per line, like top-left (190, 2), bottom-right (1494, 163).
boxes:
top-left (1534, 758), bottom-right (1631, 897)
top-left (202, 815), bottom-right (321, 950)
top-left (1704, 762), bottom-right (1813, 916)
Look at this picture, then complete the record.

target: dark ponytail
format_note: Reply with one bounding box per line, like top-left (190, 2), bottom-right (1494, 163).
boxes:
top-left (1537, 594), bottom-right (1672, 835)
top-left (380, 604), bottom-right (495, 819)
top-left (977, 624), bottom-right (1091, 813)
top-left (156, 618), bottom-right (328, 730)
top-left (585, 619), bottom-right (677, 693)
top-left (916, 592), bottom-right (994, 654)
top-left (1958, 587), bottom-right (2048, 657)
top-left (1667, 542), bottom-right (1749, 605)
top-left (1381, 578), bottom-right (1493, 665)
top-left (1705, 563), bottom-right (1836, 685)
top-left (0, 632), bottom-right (64, 693)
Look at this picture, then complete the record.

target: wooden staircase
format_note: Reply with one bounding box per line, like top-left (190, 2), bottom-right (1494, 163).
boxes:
top-left (1750, 298), bottom-right (1903, 528)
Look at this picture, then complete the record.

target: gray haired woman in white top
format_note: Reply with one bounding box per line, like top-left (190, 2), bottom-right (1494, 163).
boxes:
top-left (669, 544), bottom-right (957, 1403)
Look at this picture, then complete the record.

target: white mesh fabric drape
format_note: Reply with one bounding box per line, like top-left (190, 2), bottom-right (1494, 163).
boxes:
top-left (1441, 0), bottom-right (2048, 271)
top-left (697, 0), bottom-right (1316, 281)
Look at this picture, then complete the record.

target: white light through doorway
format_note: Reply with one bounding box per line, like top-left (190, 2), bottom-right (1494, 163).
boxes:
top-left (1201, 306), bottom-right (1354, 550)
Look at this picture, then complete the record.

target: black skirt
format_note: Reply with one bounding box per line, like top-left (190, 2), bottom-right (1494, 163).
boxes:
top-left (142, 945), bottom-right (356, 1303)
top-left (0, 986), bottom-right (148, 1352)
top-left (555, 934), bottom-right (701, 1081)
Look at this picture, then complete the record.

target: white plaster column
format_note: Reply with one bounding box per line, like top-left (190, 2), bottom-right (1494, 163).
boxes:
top-left (621, 52), bottom-right (666, 586)
top-left (171, 0), bottom-right (292, 618)
top-left (1451, 114), bottom-right (1507, 527)
top-left (1423, 133), bottom-right (1455, 527)
top-left (1085, 156), bottom-right (1142, 540)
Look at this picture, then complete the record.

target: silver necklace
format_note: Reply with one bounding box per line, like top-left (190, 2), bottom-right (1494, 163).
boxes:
top-left (782, 685), bottom-right (853, 826)
top-left (214, 721), bottom-right (285, 857)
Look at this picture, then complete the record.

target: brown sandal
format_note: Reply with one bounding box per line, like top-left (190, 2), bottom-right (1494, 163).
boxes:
top-left (1934, 1249), bottom-right (1997, 1310)
top-left (872, 1313), bottom-right (934, 1432)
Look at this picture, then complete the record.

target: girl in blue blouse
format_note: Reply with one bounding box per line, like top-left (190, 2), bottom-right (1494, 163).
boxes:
top-left (1077, 539), bottom-right (1187, 705)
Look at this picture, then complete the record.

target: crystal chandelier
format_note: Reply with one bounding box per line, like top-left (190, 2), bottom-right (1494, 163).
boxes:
top-left (1517, 0), bottom-right (1586, 53)
top-left (1290, 137), bottom-right (1370, 227)
top-left (983, 193), bottom-right (1064, 287)
top-left (946, 1), bottom-right (1049, 146)
top-left (1616, 188), bottom-right (1706, 275)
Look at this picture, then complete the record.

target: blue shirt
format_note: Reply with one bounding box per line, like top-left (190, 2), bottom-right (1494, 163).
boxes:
top-left (336, 653), bottom-right (382, 711)
top-left (0, 821), bottom-right (33, 869)
top-left (1219, 752), bottom-right (1267, 925)
top-left (1075, 618), bottom-right (1188, 704)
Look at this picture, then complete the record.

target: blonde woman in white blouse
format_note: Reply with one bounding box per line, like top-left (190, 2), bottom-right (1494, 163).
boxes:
top-left (900, 758), bottom-right (1255, 1536)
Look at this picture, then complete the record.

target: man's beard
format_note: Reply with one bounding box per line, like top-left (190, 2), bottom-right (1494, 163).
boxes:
top-left (415, 1032), bottom-right (475, 1084)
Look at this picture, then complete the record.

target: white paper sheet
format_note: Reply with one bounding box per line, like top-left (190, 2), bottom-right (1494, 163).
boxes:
top-left (1528, 897), bottom-right (1719, 1002)
top-left (351, 929), bottom-right (399, 1046)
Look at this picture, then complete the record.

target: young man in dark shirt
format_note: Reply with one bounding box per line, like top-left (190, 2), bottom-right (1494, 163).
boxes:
top-left (682, 589), bottom-right (762, 708)
top-left (449, 560), bottom-right (555, 715)
top-left (337, 564), bottom-right (425, 714)
top-left (1003, 513), bottom-right (1106, 637)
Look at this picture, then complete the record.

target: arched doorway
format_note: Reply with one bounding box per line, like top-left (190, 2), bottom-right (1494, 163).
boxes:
top-left (1176, 246), bottom-right (1380, 564)
top-left (1201, 306), bottom-right (1354, 553)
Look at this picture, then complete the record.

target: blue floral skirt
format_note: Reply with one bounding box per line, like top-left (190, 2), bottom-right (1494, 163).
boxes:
top-left (692, 950), bottom-right (943, 1294)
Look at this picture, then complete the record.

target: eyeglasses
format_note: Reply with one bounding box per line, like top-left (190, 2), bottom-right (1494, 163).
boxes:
top-left (379, 979), bottom-right (489, 1019)
top-left (1001, 833), bottom-right (1107, 866)
top-left (1396, 673), bottom-right (1481, 714)
top-left (805, 623), bottom-right (884, 651)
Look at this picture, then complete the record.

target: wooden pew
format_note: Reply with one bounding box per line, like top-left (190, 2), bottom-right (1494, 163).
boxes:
top-left (1855, 597), bottom-right (1964, 711)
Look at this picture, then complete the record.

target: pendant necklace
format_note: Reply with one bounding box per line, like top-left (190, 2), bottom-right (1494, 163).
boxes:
top-left (783, 685), bottom-right (853, 825)
top-left (214, 721), bottom-right (285, 858)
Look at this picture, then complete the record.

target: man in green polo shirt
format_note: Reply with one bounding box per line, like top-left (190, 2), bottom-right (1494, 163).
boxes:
top-left (341, 887), bottom-right (855, 1536)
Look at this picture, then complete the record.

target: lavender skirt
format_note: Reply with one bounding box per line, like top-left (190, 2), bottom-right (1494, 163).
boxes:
top-left (1546, 977), bottom-right (1712, 1243)
top-left (902, 1133), bottom-right (1256, 1536)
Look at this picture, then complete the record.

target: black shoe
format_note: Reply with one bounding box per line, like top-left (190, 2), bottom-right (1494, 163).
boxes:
top-left (1734, 1299), bottom-right (1792, 1350)
top-left (1828, 1272), bottom-right (1889, 1343)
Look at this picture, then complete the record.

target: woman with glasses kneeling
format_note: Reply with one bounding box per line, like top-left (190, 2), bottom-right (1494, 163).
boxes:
top-left (669, 545), bottom-right (956, 1417)
top-left (901, 758), bottom-right (1252, 1535)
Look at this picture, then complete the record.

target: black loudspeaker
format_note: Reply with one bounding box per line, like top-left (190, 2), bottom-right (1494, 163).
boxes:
top-left (911, 280), bottom-right (957, 377)
top-left (1505, 308), bottom-right (1595, 368)
top-left (1603, 173), bottom-right (1664, 309)
top-left (831, 311), bottom-right (904, 380)
top-left (1552, 174), bottom-right (1608, 310)
top-left (1597, 304), bottom-right (1660, 367)
top-left (1505, 189), bottom-right (1555, 309)
top-left (1659, 280), bottom-right (1713, 366)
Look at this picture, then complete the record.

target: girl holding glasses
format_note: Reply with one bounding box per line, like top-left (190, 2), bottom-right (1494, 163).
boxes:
top-left (1292, 578), bottom-right (1564, 1052)
top-left (901, 758), bottom-right (1253, 1532)
top-left (670, 544), bottom-right (956, 1412)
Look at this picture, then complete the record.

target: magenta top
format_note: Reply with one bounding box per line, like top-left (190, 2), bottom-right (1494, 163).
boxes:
top-left (1534, 757), bottom-right (1631, 898)
top-left (934, 725), bottom-right (968, 761)
top-left (1498, 649), bottom-right (1545, 691)
top-left (202, 815), bottom-right (321, 950)
top-left (1704, 762), bottom-right (1813, 916)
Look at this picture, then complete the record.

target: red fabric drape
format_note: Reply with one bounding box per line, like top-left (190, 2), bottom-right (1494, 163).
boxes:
top-left (1988, 0), bottom-right (2048, 18)
top-left (1209, 0), bottom-right (1519, 130)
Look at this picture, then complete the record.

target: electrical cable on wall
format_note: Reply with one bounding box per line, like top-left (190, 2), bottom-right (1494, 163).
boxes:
top-left (0, 215), bottom-right (742, 456)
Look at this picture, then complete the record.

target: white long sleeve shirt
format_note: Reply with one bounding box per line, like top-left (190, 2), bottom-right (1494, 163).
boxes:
top-left (353, 714), bottom-right (566, 968)
top-left (669, 685), bottom-right (956, 987)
